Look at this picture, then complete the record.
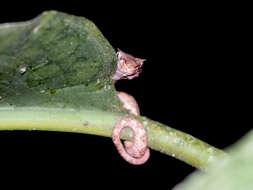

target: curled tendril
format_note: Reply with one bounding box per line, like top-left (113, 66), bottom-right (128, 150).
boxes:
top-left (112, 117), bottom-right (150, 165)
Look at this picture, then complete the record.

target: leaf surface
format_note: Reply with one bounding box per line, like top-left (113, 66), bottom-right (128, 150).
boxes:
top-left (174, 130), bottom-right (253, 190)
top-left (0, 11), bottom-right (124, 112)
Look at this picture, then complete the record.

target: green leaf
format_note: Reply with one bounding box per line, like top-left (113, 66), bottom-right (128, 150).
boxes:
top-left (174, 130), bottom-right (253, 190)
top-left (0, 11), bottom-right (124, 112)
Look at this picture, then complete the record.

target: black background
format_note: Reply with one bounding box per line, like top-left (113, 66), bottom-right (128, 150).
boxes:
top-left (0, 1), bottom-right (251, 189)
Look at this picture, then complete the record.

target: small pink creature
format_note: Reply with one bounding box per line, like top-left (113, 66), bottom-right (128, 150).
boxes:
top-left (112, 49), bottom-right (149, 165)
top-left (112, 48), bottom-right (145, 81)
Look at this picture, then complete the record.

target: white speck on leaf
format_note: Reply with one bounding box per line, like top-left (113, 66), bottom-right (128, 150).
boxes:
top-left (143, 121), bottom-right (148, 126)
top-left (33, 26), bottom-right (40, 33)
top-left (20, 67), bottom-right (27, 74)
top-left (169, 132), bottom-right (174, 136)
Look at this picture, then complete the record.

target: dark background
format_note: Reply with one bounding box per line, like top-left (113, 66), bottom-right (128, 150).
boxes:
top-left (0, 1), bottom-right (251, 189)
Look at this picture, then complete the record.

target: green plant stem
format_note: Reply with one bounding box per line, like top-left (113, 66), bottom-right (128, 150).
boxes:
top-left (0, 107), bottom-right (225, 169)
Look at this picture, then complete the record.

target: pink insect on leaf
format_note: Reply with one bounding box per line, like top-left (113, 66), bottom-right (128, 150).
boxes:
top-left (112, 49), bottom-right (146, 81)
